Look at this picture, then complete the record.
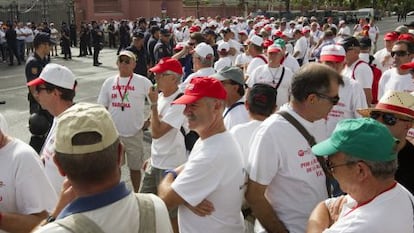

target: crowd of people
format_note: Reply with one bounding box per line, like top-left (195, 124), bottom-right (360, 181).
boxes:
top-left (1, 12), bottom-right (414, 233)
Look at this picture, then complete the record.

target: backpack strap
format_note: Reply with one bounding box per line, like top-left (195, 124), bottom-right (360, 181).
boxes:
top-left (351, 60), bottom-right (366, 80)
top-left (55, 213), bottom-right (105, 233)
top-left (135, 193), bottom-right (156, 233)
top-left (276, 111), bottom-right (332, 197)
top-left (274, 67), bottom-right (285, 91)
top-left (223, 102), bottom-right (245, 118)
top-left (255, 54), bottom-right (268, 64)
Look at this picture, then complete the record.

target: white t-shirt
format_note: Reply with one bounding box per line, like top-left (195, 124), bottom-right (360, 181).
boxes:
top-left (246, 55), bottom-right (267, 78)
top-left (151, 90), bottom-right (187, 169)
top-left (326, 77), bottom-right (368, 135)
top-left (97, 74), bottom-right (153, 137)
top-left (294, 36), bottom-right (309, 63)
top-left (323, 183), bottom-right (414, 233)
top-left (180, 67), bottom-right (216, 91)
top-left (41, 118), bottom-right (63, 195)
top-left (223, 98), bottom-right (250, 130)
top-left (248, 104), bottom-right (328, 233)
top-left (283, 53), bottom-right (300, 74)
top-left (214, 56), bottom-right (232, 72)
top-left (172, 132), bottom-right (245, 233)
top-left (338, 26), bottom-right (351, 36)
top-left (0, 138), bottom-right (57, 232)
top-left (24, 27), bottom-right (34, 43)
top-left (230, 120), bottom-right (262, 167)
top-left (342, 59), bottom-right (373, 89)
top-left (235, 53), bottom-right (252, 67)
top-left (368, 25), bottom-right (379, 43)
top-left (248, 65), bottom-right (293, 108)
top-left (33, 193), bottom-right (173, 233)
top-left (378, 68), bottom-right (414, 100)
top-left (373, 48), bottom-right (393, 73)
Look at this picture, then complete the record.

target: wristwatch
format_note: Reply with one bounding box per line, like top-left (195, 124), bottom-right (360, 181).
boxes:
top-left (163, 169), bottom-right (178, 179)
top-left (46, 215), bottom-right (56, 223)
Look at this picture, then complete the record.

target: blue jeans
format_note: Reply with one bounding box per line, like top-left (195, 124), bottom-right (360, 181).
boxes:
top-left (16, 39), bottom-right (25, 61)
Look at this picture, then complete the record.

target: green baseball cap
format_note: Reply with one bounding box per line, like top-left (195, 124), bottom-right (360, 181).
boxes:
top-left (312, 118), bottom-right (398, 162)
top-left (274, 38), bottom-right (286, 49)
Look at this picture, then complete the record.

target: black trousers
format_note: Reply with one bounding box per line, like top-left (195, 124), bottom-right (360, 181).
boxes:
top-left (93, 46), bottom-right (101, 65)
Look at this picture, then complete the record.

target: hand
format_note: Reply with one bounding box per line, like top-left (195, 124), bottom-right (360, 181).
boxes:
top-left (327, 195), bottom-right (347, 224)
top-left (382, 55), bottom-right (391, 67)
top-left (51, 179), bottom-right (76, 217)
top-left (148, 86), bottom-right (158, 104)
top-left (184, 199), bottom-right (215, 216)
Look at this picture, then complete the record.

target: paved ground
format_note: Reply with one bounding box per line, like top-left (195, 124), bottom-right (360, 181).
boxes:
top-left (0, 15), bottom-right (411, 189)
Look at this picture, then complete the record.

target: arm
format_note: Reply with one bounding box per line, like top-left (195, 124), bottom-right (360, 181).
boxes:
top-left (245, 179), bottom-right (289, 233)
top-left (1, 211), bottom-right (48, 233)
top-left (148, 87), bottom-right (173, 139)
top-left (158, 166), bottom-right (186, 210)
top-left (306, 202), bottom-right (331, 233)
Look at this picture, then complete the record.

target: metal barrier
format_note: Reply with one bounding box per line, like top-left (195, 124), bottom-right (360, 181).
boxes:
top-left (0, 1), bottom-right (74, 25)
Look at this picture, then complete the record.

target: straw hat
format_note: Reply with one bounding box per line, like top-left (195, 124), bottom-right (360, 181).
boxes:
top-left (357, 90), bottom-right (414, 121)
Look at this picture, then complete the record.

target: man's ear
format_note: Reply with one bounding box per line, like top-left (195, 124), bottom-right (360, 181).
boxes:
top-left (53, 155), bottom-right (67, 177)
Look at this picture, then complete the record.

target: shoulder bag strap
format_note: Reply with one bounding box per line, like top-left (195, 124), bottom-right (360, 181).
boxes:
top-left (55, 213), bottom-right (105, 233)
top-left (351, 60), bottom-right (365, 80)
top-left (135, 193), bottom-right (156, 233)
top-left (274, 67), bottom-right (285, 91)
top-left (223, 102), bottom-right (245, 118)
top-left (277, 111), bottom-right (332, 197)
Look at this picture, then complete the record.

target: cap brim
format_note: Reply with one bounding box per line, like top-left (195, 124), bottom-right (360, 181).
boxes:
top-left (400, 62), bottom-right (414, 70)
top-left (268, 48), bottom-right (281, 53)
top-left (27, 77), bottom-right (46, 87)
top-left (320, 55), bottom-right (345, 63)
top-left (311, 138), bottom-right (339, 157)
top-left (172, 94), bottom-right (202, 105)
top-left (210, 73), bottom-right (227, 81)
top-left (149, 65), bottom-right (166, 73)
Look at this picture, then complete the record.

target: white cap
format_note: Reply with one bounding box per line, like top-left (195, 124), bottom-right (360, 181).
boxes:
top-left (218, 42), bottom-right (230, 52)
top-left (27, 63), bottom-right (76, 90)
top-left (248, 35), bottom-right (263, 47)
top-left (320, 44), bottom-right (346, 62)
top-left (194, 42), bottom-right (214, 59)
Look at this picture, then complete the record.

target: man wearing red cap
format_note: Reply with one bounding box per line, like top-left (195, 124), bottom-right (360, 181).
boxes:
top-left (159, 77), bottom-right (245, 233)
top-left (378, 40), bottom-right (414, 100)
top-left (319, 44), bottom-right (368, 135)
top-left (248, 44), bottom-right (294, 108)
top-left (373, 32), bottom-right (398, 72)
top-left (98, 50), bottom-right (153, 193)
top-left (293, 29), bottom-right (309, 66)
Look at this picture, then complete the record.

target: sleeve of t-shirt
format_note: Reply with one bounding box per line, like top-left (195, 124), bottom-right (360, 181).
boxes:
top-left (151, 194), bottom-right (174, 233)
top-left (354, 63), bottom-right (373, 89)
top-left (247, 124), bottom-right (280, 185)
top-left (161, 104), bottom-right (185, 129)
top-left (171, 151), bottom-right (222, 206)
top-left (377, 71), bottom-right (390, 100)
top-left (16, 145), bottom-right (58, 214)
top-left (351, 81), bottom-right (368, 117)
top-left (97, 78), bottom-right (112, 108)
top-left (247, 67), bottom-right (259, 88)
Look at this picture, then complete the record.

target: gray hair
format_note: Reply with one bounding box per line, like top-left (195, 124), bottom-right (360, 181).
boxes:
top-left (344, 154), bottom-right (398, 180)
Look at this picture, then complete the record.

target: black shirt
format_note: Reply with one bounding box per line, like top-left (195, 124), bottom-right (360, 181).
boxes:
top-left (126, 45), bottom-right (148, 77)
top-left (395, 141), bottom-right (414, 194)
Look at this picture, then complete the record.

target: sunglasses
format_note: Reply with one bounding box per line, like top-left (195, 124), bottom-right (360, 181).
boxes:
top-left (118, 57), bottom-right (132, 64)
top-left (370, 111), bottom-right (412, 126)
top-left (315, 93), bottom-right (340, 105)
top-left (391, 50), bottom-right (409, 57)
top-left (35, 86), bottom-right (52, 93)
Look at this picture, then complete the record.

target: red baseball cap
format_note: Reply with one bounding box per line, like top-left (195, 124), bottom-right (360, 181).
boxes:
top-left (398, 33), bottom-right (414, 43)
top-left (267, 44), bottom-right (282, 53)
top-left (172, 77), bottom-right (227, 105)
top-left (189, 25), bottom-right (201, 33)
top-left (384, 32), bottom-right (399, 41)
top-left (263, 39), bottom-right (274, 48)
top-left (149, 57), bottom-right (183, 75)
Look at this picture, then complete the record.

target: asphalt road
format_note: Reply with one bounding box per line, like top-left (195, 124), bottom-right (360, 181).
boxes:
top-left (0, 15), bottom-right (411, 188)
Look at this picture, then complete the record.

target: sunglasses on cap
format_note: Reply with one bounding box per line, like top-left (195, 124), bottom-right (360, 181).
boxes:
top-left (391, 50), bottom-right (409, 57)
top-left (118, 56), bottom-right (132, 64)
top-left (315, 93), bottom-right (340, 105)
top-left (370, 111), bottom-right (412, 126)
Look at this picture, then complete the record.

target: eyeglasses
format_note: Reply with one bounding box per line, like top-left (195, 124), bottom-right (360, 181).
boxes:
top-left (370, 111), bottom-right (412, 126)
top-left (118, 57), bottom-right (132, 64)
top-left (35, 86), bottom-right (52, 93)
top-left (391, 50), bottom-right (409, 57)
top-left (315, 93), bottom-right (340, 105)
top-left (326, 159), bottom-right (358, 173)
